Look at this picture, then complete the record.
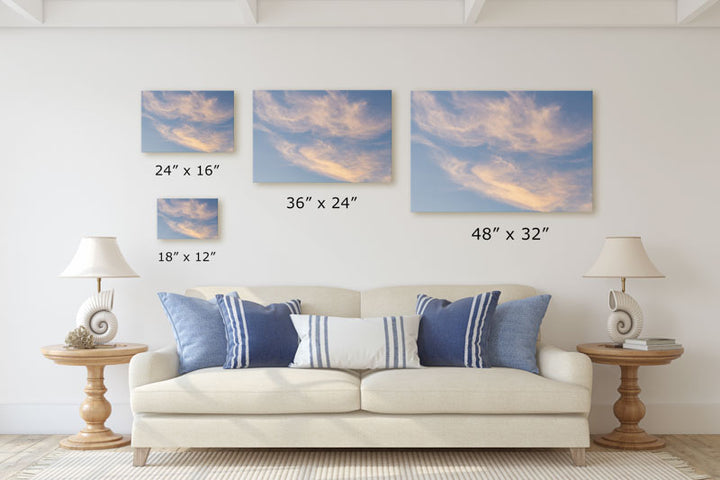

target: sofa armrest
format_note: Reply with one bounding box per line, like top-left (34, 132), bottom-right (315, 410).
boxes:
top-left (129, 345), bottom-right (179, 390)
top-left (536, 343), bottom-right (593, 392)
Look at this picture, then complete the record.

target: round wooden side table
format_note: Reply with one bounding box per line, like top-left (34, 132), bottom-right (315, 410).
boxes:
top-left (577, 342), bottom-right (683, 450)
top-left (41, 343), bottom-right (148, 450)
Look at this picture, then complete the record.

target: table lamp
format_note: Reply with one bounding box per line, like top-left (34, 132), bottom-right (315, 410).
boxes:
top-left (583, 236), bottom-right (664, 344)
top-left (60, 236), bottom-right (139, 345)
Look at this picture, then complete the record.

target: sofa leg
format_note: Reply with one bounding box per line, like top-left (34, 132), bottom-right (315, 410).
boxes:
top-left (569, 448), bottom-right (586, 466)
top-left (133, 447), bottom-right (150, 467)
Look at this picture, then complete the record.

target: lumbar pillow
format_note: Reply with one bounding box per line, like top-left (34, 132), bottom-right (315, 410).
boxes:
top-left (416, 291), bottom-right (501, 367)
top-left (157, 292), bottom-right (228, 375)
top-left (486, 294), bottom-right (551, 374)
top-left (290, 314), bottom-right (421, 369)
top-left (216, 295), bottom-right (301, 368)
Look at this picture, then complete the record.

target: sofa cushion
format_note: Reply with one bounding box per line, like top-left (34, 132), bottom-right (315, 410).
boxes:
top-left (132, 367), bottom-right (360, 414)
top-left (360, 367), bottom-right (590, 414)
top-left (361, 284), bottom-right (536, 317)
top-left (187, 286), bottom-right (361, 317)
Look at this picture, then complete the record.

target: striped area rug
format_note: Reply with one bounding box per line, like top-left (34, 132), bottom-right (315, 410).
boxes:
top-left (13, 449), bottom-right (710, 480)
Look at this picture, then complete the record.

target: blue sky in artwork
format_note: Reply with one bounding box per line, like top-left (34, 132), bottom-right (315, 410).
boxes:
top-left (142, 91), bottom-right (234, 153)
top-left (157, 198), bottom-right (218, 240)
top-left (411, 91), bottom-right (593, 212)
top-left (253, 90), bottom-right (392, 183)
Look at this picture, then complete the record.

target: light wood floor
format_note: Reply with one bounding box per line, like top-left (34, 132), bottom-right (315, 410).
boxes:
top-left (1, 434), bottom-right (718, 479)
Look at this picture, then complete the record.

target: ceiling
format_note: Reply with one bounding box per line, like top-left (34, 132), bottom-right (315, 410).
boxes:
top-left (1, 0), bottom-right (720, 27)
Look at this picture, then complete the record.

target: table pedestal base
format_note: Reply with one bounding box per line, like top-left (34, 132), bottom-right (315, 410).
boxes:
top-left (595, 429), bottom-right (665, 450)
top-left (60, 433), bottom-right (130, 450)
top-left (59, 364), bottom-right (130, 450)
top-left (593, 364), bottom-right (665, 450)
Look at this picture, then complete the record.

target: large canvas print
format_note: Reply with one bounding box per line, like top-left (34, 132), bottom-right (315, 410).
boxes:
top-left (411, 91), bottom-right (593, 212)
top-left (253, 90), bottom-right (392, 183)
top-left (157, 198), bottom-right (219, 240)
top-left (142, 91), bottom-right (234, 153)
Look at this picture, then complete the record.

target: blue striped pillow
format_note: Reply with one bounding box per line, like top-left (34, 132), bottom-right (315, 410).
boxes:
top-left (416, 291), bottom-right (501, 367)
top-left (216, 295), bottom-right (301, 368)
top-left (289, 314), bottom-right (421, 369)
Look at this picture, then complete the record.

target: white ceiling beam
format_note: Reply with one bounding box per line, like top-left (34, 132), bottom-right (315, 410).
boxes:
top-left (1, 0), bottom-right (719, 28)
top-left (476, 0), bottom-right (676, 26)
top-left (26, 0), bottom-right (260, 27)
top-left (677, 0), bottom-right (720, 23)
top-left (1, 0), bottom-right (43, 24)
top-left (259, 0), bottom-right (462, 26)
top-left (237, 0), bottom-right (257, 24)
top-left (464, 0), bottom-right (487, 24)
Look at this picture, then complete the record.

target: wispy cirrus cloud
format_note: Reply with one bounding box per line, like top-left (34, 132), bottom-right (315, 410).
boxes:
top-left (162, 220), bottom-right (218, 240)
top-left (436, 152), bottom-right (591, 212)
top-left (143, 91), bottom-right (234, 124)
top-left (255, 90), bottom-right (390, 140)
top-left (411, 91), bottom-right (593, 212)
top-left (153, 123), bottom-right (233, 154)
top-left (158, 198), bottom-right (217, 221)
top-left (142, 91), bottom-right (234, 153)
top-left (272, 138), bottom-right (391, 183)
top-left (254, 90), bottom-right (392, 183)
top-left (412, 91), bottom-right (591, 156)
top-left (157, 199), bottom-right (218, 240)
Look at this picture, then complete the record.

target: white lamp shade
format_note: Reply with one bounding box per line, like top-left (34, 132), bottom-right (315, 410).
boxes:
top-left (584, 236), bottom-right (664, 278)
top-left (60, 236), bottom-right (139, 278)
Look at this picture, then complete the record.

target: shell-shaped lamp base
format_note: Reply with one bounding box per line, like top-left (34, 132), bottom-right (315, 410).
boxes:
top-left (606, 290), bottom-right (644, 343)
top-left (76, 290), bottom-right (118, 344)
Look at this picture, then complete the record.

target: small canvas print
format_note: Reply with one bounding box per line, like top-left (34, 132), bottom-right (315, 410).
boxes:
top-left (253, 90), bottom-right (392, 183)
top-left (411, 90), bottom-right (593, 212)
top-left (142, 91), bottom-right (234, 153)
top-left (157, 198), bottom-right (218, 240)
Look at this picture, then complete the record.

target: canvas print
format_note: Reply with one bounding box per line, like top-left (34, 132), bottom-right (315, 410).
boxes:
top-left (157, 198), bottom-right (219, 240)
top-left (253, 90), bottom-right (392, 183)
top-left (411, 91), bottom-right (593, 212)
top-left (142, 91), bottom-right (234, 153)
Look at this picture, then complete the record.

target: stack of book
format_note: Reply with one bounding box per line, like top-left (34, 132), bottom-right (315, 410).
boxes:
top-left (623, 338), bottom-right (682, 350)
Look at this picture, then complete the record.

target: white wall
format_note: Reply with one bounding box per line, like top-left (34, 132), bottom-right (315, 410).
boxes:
top-left (0, 27), bottom-right (718, 435)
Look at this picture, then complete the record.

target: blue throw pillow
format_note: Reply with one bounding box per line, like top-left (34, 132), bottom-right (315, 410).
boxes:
top-left (216, 295), bottom-right (301, 368)
top-left (157, 292), bottom-right (228, 375)
top-left (416, 291), bottom-right (501, 367)
top-left (486, 294), bottom-right (551, 374)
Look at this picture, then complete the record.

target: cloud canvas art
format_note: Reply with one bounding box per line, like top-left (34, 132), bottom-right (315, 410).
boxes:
top-left (142, 91), bottom-right (234, 153)
top-left (411, 91), bottom-right (593, 212)
top-left (157, 198), bottom-right (219, 240)
top-left (253, 90), bottom-right (392, 183)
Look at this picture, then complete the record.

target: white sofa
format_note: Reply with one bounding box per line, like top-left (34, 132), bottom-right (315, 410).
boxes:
top-left (129, 285), bottom-right (592, 467)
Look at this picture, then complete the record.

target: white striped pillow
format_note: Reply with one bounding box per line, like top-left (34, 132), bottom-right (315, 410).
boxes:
top-left (290, 314), bottom-right (421, 369)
